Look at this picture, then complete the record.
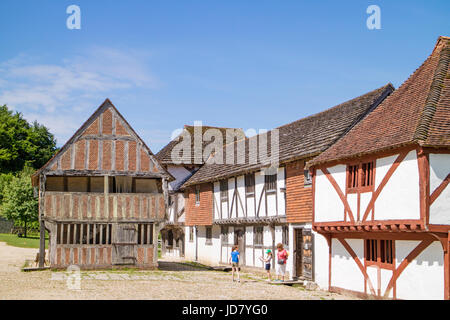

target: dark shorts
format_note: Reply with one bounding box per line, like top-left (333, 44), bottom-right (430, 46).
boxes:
top-left (265, 263), bottom-right (271, 271)
top-left (232, 262), bottom-right (239, 268)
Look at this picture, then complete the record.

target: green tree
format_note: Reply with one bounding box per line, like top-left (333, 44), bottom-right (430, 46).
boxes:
top-left (0, 167), bottom-right (38, 237)
top-left (0, 105), bottom-right (57, 173)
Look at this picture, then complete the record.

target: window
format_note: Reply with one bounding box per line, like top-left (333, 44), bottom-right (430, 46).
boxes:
top-left (57, 223), bottom-right (112, 245)
top-left (361, 162), bottom-right (374, 187)
top-left (304, 169), bottom-right (312, 186)
top-left (206, 227), bottom-right (212, 245)
top-left (137, 223), bottom-right (153, 245)
top-left (245, 173), bottom-right (255, 195)
top-left (282, 226), bottom-right (289, 247)
top-left (254, 226), bottom-right (263, 246)
top-left (347, 161), bottom-right (374, 193)
top-left (265, 174), bottom-right (277, 193)
top-left (365, 239), bottom-right (394, 268)
top-left (220, 180), bottom-right (228, 202)
top-left (189, 227), bottom-right (194, 242)
top-left (221, 226), bottom-right (228, 244)
top-left (348, 165), bottom-right (359, 189)
top-left (195, 186), bottom-right (200, 206)
top-left (46, 176), bottom-right (160, 193)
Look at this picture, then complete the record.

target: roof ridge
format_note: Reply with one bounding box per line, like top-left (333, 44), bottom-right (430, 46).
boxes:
top-left (414, 38), bottom-right (450, 143)
top-left (275, 83), bottom-right (393, 130)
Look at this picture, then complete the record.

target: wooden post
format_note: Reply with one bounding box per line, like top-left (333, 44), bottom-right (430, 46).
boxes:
top-left (446, 232), bottom-right (450, 300)
top-left (39, 219), bottom-right (46, 268)
top-left (39, 174), bottom-right (46, 268)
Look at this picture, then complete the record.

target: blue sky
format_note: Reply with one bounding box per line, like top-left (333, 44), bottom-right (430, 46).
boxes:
top-left (0, 1), bottom-right (448, 152)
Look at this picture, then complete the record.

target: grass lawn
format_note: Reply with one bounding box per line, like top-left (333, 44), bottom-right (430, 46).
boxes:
top-left (0, 233), bottom-right (48, 249)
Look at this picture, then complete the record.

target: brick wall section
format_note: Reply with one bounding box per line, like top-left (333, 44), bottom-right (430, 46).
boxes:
top-left (83, 118), bottom-right (99, 135)
top-left (75, 140), bottom-right (86, 170)
top-left (102, 109), bottom-right (113, 135)
top-left (185, 183), bottom-right (213, 226)
top-left (285, 159), bottom-right (313, 223)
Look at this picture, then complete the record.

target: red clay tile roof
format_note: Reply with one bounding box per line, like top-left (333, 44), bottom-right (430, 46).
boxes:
top-left (182, 83), bottom-right (393, 187)
top-left (308, 36), bottom-right (450, 168)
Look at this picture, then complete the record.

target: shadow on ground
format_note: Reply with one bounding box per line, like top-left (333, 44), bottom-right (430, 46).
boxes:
top-left (157, 261), bottom-right (210, 272)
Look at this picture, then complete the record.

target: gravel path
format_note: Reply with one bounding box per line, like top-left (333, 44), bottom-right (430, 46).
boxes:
top-left (0, 242), bottom-right (356, 300)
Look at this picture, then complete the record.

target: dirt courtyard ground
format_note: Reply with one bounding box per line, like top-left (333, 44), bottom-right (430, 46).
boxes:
top-left (0, 242), bottom-right (356, 300)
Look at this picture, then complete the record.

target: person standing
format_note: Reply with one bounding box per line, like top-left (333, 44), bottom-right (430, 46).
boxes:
top-left (275, 243), bottom-right (288, 282)
top-left (229, 245), bottom-right (240, 282)
top-left (260, 249), bottom-right (273, 281)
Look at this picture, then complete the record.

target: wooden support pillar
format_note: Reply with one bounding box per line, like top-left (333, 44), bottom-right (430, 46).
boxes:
top-left (446, 232), bottom-right (450, 300)
top-left (39, 174), bottom-right (46, 268)
top-left (39, 219), bottom-right (46, 268)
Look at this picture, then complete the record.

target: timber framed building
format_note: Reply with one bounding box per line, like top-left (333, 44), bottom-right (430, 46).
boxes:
top-left (308, 36), bottom-right (450, 299)
top-left (155, 125), bottom-right (245, 258)
top-left (32, 99), bottom-right (173, 269)
top-left (181, 84), bottom-right (394, 281)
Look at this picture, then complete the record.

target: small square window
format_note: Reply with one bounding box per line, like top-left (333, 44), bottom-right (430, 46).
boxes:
top-left (304, 170), bottom-right (312, 186)
top-left (195, 186), bottom-right (200, 206)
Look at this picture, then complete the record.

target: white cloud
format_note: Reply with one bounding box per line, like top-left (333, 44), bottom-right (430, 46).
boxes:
top-left (0, 47), bottom-right (160, 145)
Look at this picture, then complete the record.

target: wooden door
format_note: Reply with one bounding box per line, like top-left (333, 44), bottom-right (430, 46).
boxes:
top-left (112, 223), bottom-right (137, 265)
top-left (295, 228), bottom-right (303, 278)
top-left (302, 229), bottom-right (314, 281)
top-left (234, 227), bottom-right (245, 265)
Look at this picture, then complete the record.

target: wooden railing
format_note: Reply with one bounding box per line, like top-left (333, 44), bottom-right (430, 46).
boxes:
top-left (43, 192), bottom-right (165, 221)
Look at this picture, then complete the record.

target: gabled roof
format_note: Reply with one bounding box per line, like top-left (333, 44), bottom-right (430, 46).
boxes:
top-left (181, 83), bottom-right (394, 187)
top-left (32, 99), bottom-right (173, 186)
top-left (308, 36), bottom-right (450, 168)
top-left (156, 125), bottom-right (246, 165)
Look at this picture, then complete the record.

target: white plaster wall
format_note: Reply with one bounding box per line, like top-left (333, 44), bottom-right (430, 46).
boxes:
top-left (277, 167), bottom-right (286, 216)
top-left (395, 240), bottom-right (444, 300)
top-left (255, 170), bottom-right (266, 217)
top-left (213, 182), bottom-right (220, 220)
top-left (331, 238), bottom-right (365, 293)
top-left (246, 226), bottom-right (253, 245)
top-left (374, 151), bottom-right (420, 220)
top-left (236, 175), bottom-right (246, 218)
top-left (184, 226), bottom-right (196, 261)
top-left (360, 192), bottom-right (372, 221)
top-left (247, 196), bottom-right (256, 217)
top-left (347, 194), bottom-right (357, 221)
top-left (196, 225), bottom-right (221, 266)
top-left (429, 153), bottom-right (450, 225)
top-left (263, 226), bottom-right (272, 246)
top-left (266, 194), bottom-right (277, 216)
top-left (366, 266), bottom-right (377, 294)
top-left (315, 166), bottom-right (345, 222)
top-left (221, 198), bottom-right (228, 219)
top-left (228, 178), bottom-right (236, 218)
top-left (381, 268), bottom-right (394, 299)
top-left (313, 231), bottom-right (329, 289)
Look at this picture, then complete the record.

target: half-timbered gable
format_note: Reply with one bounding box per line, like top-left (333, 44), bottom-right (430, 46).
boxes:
top-left (308, 36), bottom-right (450, 299)
top-left (182, 84), bottom-right (394, 278)
top-left (32, 99), bottom-right (172, 269)
top-left (156, 125), bottom-right (245, 258)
